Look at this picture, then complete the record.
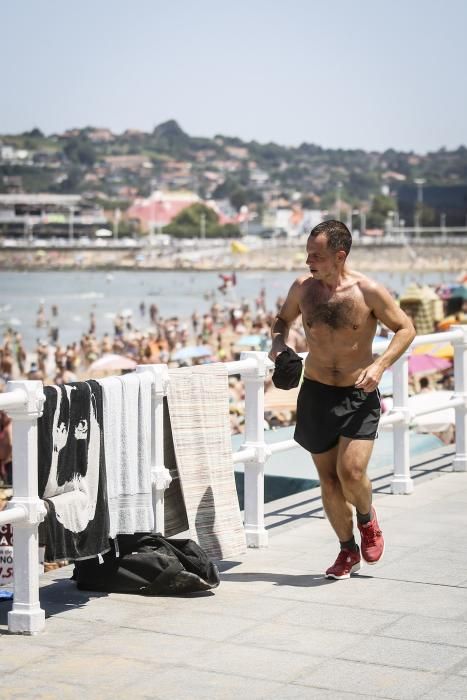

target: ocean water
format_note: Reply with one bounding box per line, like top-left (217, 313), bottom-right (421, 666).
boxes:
top-left (0, 268), bottom-right (458, 348)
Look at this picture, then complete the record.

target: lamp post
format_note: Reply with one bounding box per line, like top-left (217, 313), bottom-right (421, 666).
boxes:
top-left (414, 178), bottom-right (425, 239)
top-left (360, 209), bottom-right (366, 236)
top-left (335, 182), bottom-right (342, 221)
top-left (441, 212), bottom-right (447, 242)
top-left (68, 206), bottom-right (74, 243)
top-left (386, 210), bottom-right (395, 237)
top-left (200, 212), bottom-right (206, 241)
top-left (113, 207), bottom-right (121, 240)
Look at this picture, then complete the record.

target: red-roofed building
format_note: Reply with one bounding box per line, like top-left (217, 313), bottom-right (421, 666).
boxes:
top-left (126, 190), bottom-right (240, 232)
top-left (126, 190), bottom-right (199, 232)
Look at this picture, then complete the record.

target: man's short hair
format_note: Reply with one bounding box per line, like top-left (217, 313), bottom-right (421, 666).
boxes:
top-left (308, 220), bottom-right (352, 256)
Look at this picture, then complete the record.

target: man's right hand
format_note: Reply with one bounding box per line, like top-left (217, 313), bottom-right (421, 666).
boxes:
top-left (268, 342), bottom-right (288, 363)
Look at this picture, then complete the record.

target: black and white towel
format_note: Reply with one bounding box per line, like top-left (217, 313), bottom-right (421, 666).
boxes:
top-left (38, 380), bottom-right (110, 562)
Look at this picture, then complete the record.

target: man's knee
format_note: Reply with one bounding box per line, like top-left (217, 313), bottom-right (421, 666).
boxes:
top-left (338, 462), bottom-right (366, 489)
top-left (319, 471), bottom-right (341, 495)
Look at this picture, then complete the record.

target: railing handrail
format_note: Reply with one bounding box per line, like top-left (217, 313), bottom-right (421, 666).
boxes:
top-left (2, 325), bottom-right (466, 635)
top-left (0, 388), bottom-right (28, 411)
top-left (411, 329), bottom-right (464, 348)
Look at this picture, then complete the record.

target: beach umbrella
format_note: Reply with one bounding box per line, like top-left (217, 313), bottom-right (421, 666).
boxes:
top-left (172, 345), bottom-right (213, 361)
top-left (89, 353), bottom-right (137, 372)
top-left (450, 285), bottom-right (467, 300)
top-left (413, 343), bottom-right (454, 359)
top-left (408, 390), bottom-right (455, 431)
top-left (431, 344), bottom-right (454, 359)
top-left (236, 334), bottom-right (268, 349)
top-left (408, 353), bottom-right (452, 376)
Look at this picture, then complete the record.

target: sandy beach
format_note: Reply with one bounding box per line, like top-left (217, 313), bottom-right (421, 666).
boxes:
top-left (0, 242), bottom-right (465, 272)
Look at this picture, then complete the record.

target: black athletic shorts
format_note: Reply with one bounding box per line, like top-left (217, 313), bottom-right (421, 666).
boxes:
top-left (294, 377), bottom-right (381, 454)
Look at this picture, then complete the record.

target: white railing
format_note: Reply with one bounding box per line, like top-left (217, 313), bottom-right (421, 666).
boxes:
top-left (1, 326), bottom-right (466, 634)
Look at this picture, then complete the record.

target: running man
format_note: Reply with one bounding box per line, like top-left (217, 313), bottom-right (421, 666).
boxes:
top-left (269, 220), bottom-right (415, 579)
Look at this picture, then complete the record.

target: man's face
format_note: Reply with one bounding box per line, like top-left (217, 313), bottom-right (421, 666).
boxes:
top-left (305, 234), bottom-right (340, 279)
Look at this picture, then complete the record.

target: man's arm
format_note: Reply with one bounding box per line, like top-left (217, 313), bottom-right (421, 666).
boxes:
top-left (355, 282), bottom-right (416, 392)
top-left (269, 279), bottom-right (302, 361)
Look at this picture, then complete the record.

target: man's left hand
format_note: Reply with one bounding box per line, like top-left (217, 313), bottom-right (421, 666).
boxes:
top-left (354, 363), bottom-right (384, 392)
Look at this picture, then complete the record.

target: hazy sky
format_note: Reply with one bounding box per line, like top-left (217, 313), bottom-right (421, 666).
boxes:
top-left (2, 0), bottom-right (466, 152)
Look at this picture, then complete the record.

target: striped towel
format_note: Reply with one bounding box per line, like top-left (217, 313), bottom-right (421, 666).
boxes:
top-left (166, 363), bottom-right (246, 559)
top-left (162, 396), bottom-right (190, 537)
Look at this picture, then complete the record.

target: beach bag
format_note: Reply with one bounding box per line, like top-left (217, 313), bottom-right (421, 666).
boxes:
top-left (73, 533), bottom-right (220, 595)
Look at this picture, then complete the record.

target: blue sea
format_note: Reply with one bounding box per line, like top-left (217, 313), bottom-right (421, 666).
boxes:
top-left (0, 269), bottom-right (458, 348)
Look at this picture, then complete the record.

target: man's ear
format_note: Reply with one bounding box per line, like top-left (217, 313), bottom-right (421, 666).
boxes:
top-left (336, 250), bottom-right (347, 264)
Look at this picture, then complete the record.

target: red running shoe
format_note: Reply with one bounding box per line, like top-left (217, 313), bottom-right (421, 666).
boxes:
top-left (358, 507), bottom-right (384, 564)
top-left (325, 548), bottom-right (361, 580)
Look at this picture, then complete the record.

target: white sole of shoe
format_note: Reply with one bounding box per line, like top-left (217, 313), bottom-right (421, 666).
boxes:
top-left (325, 561), bottom-right (361, 580)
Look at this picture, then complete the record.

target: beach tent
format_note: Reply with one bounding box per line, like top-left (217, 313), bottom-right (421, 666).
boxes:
top-left (399, 284), bottom-right (442, 335)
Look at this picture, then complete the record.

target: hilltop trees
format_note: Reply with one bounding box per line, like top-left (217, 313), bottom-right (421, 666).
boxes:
top-left (367, 194), bottom-right (397, 229)
top-left (63, 137), bottom-right (97, 167)
top-left (164, 203), bottom-right (240, 238)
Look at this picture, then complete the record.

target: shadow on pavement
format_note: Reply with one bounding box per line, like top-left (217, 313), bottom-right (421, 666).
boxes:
top-left (219, 571), bottom-right (364, 588)
top-left (0, 576), bottom-right (108, 632)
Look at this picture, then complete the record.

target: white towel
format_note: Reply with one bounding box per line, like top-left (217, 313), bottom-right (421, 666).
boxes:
top-left (166, 363), bottom-right (246, 559)
top-left (99, 371), bottom-right (154, 538)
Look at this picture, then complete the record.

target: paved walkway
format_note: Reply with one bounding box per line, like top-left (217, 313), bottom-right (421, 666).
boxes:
top-left (2, 467), bottom-right (467, 699)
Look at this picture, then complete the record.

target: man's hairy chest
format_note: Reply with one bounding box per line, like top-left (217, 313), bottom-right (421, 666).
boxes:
top-left (300, 286), bottom-right (371, 332)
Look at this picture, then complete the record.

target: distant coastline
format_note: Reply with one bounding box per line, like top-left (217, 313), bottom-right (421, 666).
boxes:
top-left (0, 243), bottom-right (465, 273)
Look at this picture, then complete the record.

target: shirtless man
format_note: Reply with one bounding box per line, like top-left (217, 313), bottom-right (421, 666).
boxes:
top-left (269, 220), bottom-right (415, 579)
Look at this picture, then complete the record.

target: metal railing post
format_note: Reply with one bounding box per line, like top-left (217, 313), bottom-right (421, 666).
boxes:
top-left (390, 351), bottom-right (414, 494)
top-left (136, 365), bottom-right (172, 533)
top-left (240, 351), bottom-right (270, 547)
top-left (5, 380), bottom-right (47, 634)
top-left (452, 326), bottom-right (467, 471)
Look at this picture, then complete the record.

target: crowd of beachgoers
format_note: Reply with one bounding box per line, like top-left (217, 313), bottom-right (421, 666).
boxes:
top-left (0, 273), bottom-right (465, 489)
top-left (0, 279), bottom-right (310, 441)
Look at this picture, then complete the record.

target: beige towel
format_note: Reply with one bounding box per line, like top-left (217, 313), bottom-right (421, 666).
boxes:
top-left (163, 396), bottom-right (189, 537)
top-left (166, 363), bottom-right (246, 559)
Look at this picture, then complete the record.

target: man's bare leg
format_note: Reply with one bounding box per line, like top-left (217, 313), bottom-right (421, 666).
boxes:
top-left (312, 444), bottom-right (354, 542)
top-left (337, 436), bottom-right (385, 564)
top-left (336, 437), bottom-right (375, 514)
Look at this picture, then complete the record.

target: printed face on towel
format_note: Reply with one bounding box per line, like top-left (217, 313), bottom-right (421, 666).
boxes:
top-left (54, 385), bottom-right (90, 482)
top-left (41, 383), bottom-right (101, 533)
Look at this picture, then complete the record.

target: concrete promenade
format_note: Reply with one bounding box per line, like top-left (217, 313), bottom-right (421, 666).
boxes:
top-left (2, 468), bottom-right (467, 699)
